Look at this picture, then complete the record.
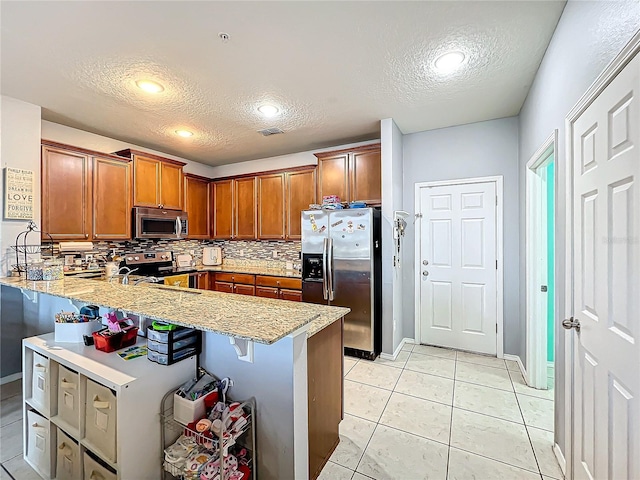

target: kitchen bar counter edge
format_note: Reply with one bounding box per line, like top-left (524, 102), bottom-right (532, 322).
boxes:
top-left (0, 277), bottom-right (349, 344)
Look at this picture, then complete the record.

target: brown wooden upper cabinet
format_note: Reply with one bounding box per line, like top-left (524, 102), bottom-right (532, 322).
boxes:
top-left (286, 168), bottom-right (317, 240)
top-left (316, 144), bottom-right (381, 205)
top-left (114, 149), bottom-right (185, 210)
top-left (184, 174), bottom-right (210, 239)
top-left (211, 179), bottom-right (233, 239)
top-left (41, 142), bottom-right (131, 241)
top-left (257, 173), bottom-right (286, 240)
top-left (234, 177), bottom-right (258, 240)
top-left (92, 156), bottom-right (131, 240)
top-left (42, 145), bottom-right (93, 240)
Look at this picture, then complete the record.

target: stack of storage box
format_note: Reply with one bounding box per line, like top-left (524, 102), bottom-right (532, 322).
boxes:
top-left (147, 325), bottom-right (202, 365)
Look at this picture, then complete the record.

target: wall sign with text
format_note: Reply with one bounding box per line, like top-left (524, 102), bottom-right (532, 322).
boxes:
top-left (4, 167), bottom-right (34, 220)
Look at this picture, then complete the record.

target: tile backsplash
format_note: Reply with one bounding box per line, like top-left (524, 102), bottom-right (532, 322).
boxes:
top-left (91, 239), bottom-right (301, 264)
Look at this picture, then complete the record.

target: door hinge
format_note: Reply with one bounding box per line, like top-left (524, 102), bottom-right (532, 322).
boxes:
top-left (496, 324), bottom-right (498, 333)
top-left (496, 260), bottom-right (498, 269)
top-left (496, 196), bottom-right (498, 206)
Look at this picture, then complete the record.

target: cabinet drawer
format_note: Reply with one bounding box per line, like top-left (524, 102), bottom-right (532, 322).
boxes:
top-left (234, 284), bottom-right (255, 296)
top-left (57, 365), bottom-right (80, 432)
top-left (84, 451), bottom-right (117, 480)
top-left (31, 352), bottom-right (50, 414)
top-left (215, 272), bottom-right (255, 285)
top-left (256, 275), bottom-right (302, 290)
top-left (256, 286), bottom-right (279, 299)
top-left (85, 380), bottom-right (117, 463)
top-left (280, 289), bottom-right (303, 302)
top-left (214, 281), bottom-right (234, 293)
top-left (27, 410), bottom-right (51, 477)
top-left (56, 429), bottom-right (81, 480)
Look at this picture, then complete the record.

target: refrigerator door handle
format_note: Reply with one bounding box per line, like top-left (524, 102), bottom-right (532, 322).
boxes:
top-left (327, 237), bottom-right (335, 301)
top-left (322, 238), bottom-right (329, 300)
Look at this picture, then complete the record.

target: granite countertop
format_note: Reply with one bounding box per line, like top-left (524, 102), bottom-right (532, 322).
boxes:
top-left (197, 265), bottom-right (302, 279)
top-left (0, 277), bottom-right (347, 344)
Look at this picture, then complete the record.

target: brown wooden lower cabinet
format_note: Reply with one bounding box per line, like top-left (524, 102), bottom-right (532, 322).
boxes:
top-left (308, 318), bottom-right (343, 479)
top-left (234, 284), bottom-right (255, 296)
top-left (210, 272), bottom-right (302, 300)
top-left (195, 272), bottom-right (209, 290)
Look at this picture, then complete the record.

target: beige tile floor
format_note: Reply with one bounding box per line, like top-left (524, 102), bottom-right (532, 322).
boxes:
top-left (0, 347), bottom-right (560, 480)
top-left (0, 380), bottom-right (41, 480)
top-left (322, 344), bottom-right (562, 480)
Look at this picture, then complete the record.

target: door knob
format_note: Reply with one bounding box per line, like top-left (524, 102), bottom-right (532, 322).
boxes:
top-left (422, 271), bottom-right (429, 277)
top-left (562, 317), bottom-right (581, 332)
top-left (423, 260), bottom-right (429, 265)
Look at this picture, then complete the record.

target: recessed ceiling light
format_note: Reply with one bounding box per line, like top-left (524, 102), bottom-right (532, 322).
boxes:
top-left (257, 104), bottom-right (279, 117)
top-left (434, 51), bottom-right (466, 74)
top-left (135, 79), bottom-right (164, 94)
top-left (175, 130), bottom-right (194, 138)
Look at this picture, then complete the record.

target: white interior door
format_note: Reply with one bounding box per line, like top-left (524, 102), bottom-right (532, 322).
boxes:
top-left (570, 53), bottom-right (639, 480)
top-left (419, 181), bottom-right (498, 355)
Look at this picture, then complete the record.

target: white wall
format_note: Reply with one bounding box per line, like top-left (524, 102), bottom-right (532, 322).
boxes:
top-left (401, 117), bottom-right (520, 352)
top-left (380, 118), bottom-right (405, 355)
top-left (0, 96), bottom-right (42, 379)
top-left (210, 139), bottom-right (380, 178)
top-left (518, 0), bottom-right (640, 461)
top-left (41, 120), bottom-right (217, 178)
top-left (1, 97), bottom-right (42, 274)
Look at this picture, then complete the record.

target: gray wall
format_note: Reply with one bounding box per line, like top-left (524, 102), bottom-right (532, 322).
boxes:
top-left (518, 0), bottom-right (640, 459)
top-left (380, 118), bottom-right (405, 354)
top-left (401, 117), bottom-right (520, 354)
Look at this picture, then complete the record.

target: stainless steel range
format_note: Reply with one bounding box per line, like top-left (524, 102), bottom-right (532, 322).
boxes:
top-left (123, 251), bottom-right (197, 285)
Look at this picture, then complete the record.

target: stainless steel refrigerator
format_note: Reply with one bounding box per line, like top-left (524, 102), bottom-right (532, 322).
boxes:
top-left (301, 208), bottom-right (381, 359)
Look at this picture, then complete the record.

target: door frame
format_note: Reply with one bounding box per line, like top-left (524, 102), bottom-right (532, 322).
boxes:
top-left (564, 29), bottom-right (640, 480)
top-left (525, 131), bottom-right (557, 390)
top-left (414, 175), bottom-right (504, 358)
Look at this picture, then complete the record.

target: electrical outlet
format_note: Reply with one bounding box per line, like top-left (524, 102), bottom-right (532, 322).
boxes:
top-left (190, 250), bottom-right (195, 255)
top-left (239, 250), bottom-right (244, 256)
top-left (272, 251), bottom-right (278, 258)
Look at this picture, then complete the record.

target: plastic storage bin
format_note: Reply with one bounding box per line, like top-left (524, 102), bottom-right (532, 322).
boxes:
top-left (85, 379), bottom-right (117, 463)
top-left (92, 326), bottom-right (138, 353)
top-left (147, 347), bottom-right (198, 366)
top-left (55, 319), bottom-right (102, 343)
top-left (173, 390), bottom-right (219, 426)
top-left (84, 451), bottom-right (117, 480)
top-left (57, 365), bottom-right (80, 432)
top-left (26, 410), bottom-right (51, 477)
top-left (147, 334), bottom-right (198, 355)
top-left (147, 324), bottom-right (197, 343)
top-left (31, 352), bottom-right (50, 414)
top-left (56, 428), bottom-right (81, 480)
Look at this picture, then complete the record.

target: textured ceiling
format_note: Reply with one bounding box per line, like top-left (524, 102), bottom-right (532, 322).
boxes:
top-left (1, 1), bottom-right (565, 166)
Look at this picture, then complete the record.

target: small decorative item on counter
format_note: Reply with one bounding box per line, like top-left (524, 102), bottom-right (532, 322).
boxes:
top-left (322, 195), bottom-right (341, 204)
top-left (26, 260), bottom-right (63, 281)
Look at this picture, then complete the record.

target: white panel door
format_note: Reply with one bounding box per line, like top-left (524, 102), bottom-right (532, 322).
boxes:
top-left (570, 53), bottom-right (639, 480)
top-left (419, 181), bottom-right (497, 354)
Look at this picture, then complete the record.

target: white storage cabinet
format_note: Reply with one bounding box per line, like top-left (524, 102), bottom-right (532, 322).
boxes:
top-left (22, 333), bottom-right (196, 479)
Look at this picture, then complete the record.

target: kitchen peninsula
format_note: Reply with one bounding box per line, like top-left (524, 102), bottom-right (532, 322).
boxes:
top-left (0, 276), bottom-right (349, 480)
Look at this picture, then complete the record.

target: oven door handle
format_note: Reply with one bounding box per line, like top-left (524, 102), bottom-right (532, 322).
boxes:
top-left (176, 217), bottom-right (182, 239)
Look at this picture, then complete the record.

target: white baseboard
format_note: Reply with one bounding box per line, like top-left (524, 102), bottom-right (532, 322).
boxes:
top-left (553, 443), bottom-right (567, 476)
top-left (380, 338), bottom-right (415, 360)
top-left (503, 354), bottom-right (527, 379)
top-left (1, 372), bottom-right (22, 385)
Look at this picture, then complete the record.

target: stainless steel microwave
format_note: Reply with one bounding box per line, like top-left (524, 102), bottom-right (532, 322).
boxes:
top-left (133, 207), bottom-right (188, 239)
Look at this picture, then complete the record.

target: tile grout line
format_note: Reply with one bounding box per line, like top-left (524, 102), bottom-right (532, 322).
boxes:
top-left (0, 463), bottom-right (16, 480)
top-left (446, 350), bottom-right (459, 480)
top-left (509, 368), bottom-right (546, 478)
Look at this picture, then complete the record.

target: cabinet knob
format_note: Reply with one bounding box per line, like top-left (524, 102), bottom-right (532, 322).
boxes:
top-left (85, 234), bottom-right (89, 239)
